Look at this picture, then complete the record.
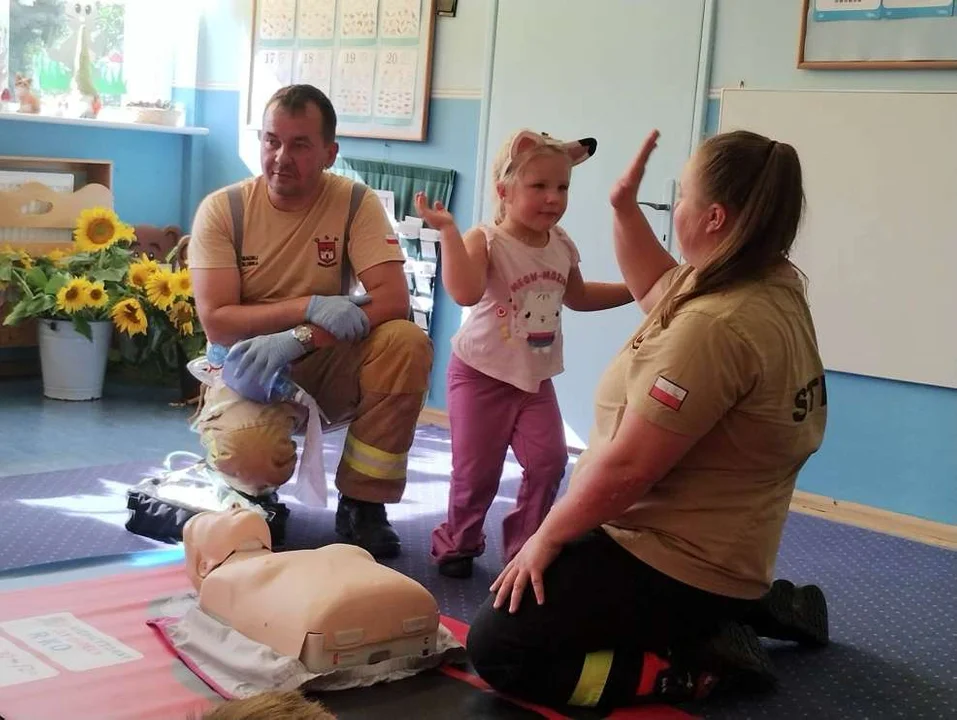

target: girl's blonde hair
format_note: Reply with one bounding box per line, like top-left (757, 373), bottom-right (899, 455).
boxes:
top-left (661, 129), bottom-right (806, 327)
top-left (194, 690), bottom-right (336, 720)
top-left (489, 132), bottom-right (570, 225)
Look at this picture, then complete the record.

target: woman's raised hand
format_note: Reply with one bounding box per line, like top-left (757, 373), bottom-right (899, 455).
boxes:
top-left (609, 129), bottom-right (660, 210)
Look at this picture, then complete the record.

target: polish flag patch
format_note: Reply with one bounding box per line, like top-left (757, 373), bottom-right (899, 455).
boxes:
top-left (649, 375), bottom-right (688, 411)
top-left (386, 234), bottom-right (399, 245)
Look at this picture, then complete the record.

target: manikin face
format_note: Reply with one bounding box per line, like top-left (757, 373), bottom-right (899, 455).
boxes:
top-left (672, 154), bottom-right (729, 267)
top-left (182, 508), bottom-right (271, 589)
top-left (260, 102), bottom-right (338, 203)
top-left (498, 151), bottom-right (572, 234)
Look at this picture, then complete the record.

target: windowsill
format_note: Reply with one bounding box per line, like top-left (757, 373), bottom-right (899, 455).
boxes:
top-left (0, 110), bottom-right (209, 136)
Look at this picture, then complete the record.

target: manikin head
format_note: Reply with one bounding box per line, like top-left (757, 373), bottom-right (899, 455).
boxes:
top-left (491, 129), bottom-right (597, 234)
top-left (182, 508), bottom-right (272, 590)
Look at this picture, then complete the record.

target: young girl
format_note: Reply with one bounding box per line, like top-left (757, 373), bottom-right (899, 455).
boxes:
top-left (415, 129), bottom-right (634, 579)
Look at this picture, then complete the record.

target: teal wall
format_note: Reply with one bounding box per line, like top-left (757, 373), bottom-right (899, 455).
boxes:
top-left (707, 0), bottom-right (957, 525)
top-left (0, 117), bottom-right (196, 229)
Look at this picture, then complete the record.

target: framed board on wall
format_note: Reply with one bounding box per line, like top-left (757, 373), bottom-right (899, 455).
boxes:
top-left (798, 0), bottom-right (957, 69)
top-left (247, 0), bottom-right (437, 141)
top-left (719, 88), bottom-right (957, 390)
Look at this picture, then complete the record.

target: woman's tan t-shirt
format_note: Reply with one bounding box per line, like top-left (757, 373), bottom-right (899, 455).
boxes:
top-left (575, 264), bottom-right (827, 599)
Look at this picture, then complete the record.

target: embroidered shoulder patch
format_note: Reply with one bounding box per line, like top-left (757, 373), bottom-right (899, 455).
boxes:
top-left (649, 375), bottom-right (688, 411)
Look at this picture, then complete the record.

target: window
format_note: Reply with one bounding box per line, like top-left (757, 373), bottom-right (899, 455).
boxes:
top-left (7, 0), bottom-right (127, 105)
top-left (1, 0), bottom-right (196, 114)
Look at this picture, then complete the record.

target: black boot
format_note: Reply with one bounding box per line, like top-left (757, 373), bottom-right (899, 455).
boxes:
top-left (673, 621), bottom-right (778, 696)
top-left (335, 496), bottom-right (400, 559)
top-left (438, 557), bottom-right (474, 579)
top-left (749, 579), bottom-right (829, 648)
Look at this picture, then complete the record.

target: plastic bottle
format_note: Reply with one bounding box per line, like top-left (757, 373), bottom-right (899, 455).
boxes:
top-left (220, 358), bottom-right (298, 405)
top-left (206, 343), bottom-right (229, 368)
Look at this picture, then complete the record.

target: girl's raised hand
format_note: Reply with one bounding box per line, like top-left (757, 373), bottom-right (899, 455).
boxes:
top-left (609, 129), bottom-right (660, 210)
top-left (414, 191), bottom-right (457, 232)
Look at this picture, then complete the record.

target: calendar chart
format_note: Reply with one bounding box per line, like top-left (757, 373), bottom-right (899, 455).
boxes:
top-left (248, 0), bottom-right (436, 140)
top-left (800, 0), bottom-right (957, 67)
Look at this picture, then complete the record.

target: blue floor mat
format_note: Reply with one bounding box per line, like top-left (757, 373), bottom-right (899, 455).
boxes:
top-left (0, 425), bottom-right (954, 718)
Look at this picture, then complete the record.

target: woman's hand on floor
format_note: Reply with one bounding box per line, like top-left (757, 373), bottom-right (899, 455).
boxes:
top-left (490, 531), bottom-right (563, 614)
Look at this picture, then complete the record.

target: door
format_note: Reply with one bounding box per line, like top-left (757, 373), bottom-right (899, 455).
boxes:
top-left (480, 0), bottom-right (706, 447)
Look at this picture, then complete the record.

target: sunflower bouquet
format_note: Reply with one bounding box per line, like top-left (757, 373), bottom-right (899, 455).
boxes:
top-left (0, 206), bottom-right (205, 379)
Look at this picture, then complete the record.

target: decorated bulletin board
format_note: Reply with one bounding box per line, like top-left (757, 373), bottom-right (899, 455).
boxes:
top-left (799, 0), bottom-right (957, 68)
top-left (247, 0), bottom-right (437, 140)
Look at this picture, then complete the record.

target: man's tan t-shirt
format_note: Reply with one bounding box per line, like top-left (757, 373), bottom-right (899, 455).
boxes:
top-left (187, 173), bottom-right (402, 303)
top-left (576, 264), bottom-right (827, 600)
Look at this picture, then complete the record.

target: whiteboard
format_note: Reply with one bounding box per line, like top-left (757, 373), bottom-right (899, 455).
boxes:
top-left (719, 88), bottom-right (957, 390)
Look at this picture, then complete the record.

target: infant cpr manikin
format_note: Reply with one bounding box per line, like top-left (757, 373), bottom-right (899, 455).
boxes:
top-left (183, 508), bottom-right (440, 672)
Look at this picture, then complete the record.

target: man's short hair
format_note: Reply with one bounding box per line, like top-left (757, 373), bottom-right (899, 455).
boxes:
top-left (264, 85), bottom-right (337, 144)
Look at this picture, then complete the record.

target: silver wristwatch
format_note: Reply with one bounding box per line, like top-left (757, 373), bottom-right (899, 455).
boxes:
top-left (291, 324), bottom-right (313, 348)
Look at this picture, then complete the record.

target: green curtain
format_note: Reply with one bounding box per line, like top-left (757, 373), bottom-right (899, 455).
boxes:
top-left (331, 156), bottom-right (455, 222)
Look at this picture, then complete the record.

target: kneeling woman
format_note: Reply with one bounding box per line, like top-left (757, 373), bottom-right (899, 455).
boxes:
top-left (467, 129), bottom-right (830, 710)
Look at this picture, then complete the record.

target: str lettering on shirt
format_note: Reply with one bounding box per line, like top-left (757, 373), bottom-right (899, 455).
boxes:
top-left (510, 269), bottom-right (568, 294)
top-left (793, 373), bottom-right (827, 422)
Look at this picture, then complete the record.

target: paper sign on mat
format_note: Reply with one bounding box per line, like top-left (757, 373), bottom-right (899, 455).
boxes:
top-left (0, 636), bottom-right (59, 687)
top-left (0, 613), bottom-right (143, 672)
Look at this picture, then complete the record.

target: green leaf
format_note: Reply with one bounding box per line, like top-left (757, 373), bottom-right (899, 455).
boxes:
top-left (73, 316), bottom-right (92, 341)
top-left (0, 264), bottom-right (12, 282)
top-left (25, 266), bottom-right (49, 289)
top-left (3, 295), bottom-right (45, 325)
top-left (44, 273), bottom-right (69, 295)
top-left (161, 340), bottom-right (178, 369)
top-left (2, 302), bottom-right (28, 326)
top-left (91, 267), bottom-right (126, 283)
top-left (148, 324), bottom-right (165, 353)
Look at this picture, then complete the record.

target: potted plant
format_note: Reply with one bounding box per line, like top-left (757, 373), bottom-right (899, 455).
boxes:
top-left (0, 206), bottom-right (203, 400)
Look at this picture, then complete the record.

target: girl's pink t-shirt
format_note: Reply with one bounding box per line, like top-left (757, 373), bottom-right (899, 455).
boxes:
top-left (451, 223), bottom-right (580, 393)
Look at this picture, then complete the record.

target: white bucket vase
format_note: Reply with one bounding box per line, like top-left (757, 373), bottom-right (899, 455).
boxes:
top-left (37, 319), bottom-right (113, 401)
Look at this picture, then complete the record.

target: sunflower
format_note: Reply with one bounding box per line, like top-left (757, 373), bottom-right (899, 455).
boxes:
top-left (115, 223), bottom-right (137, 244)
top-left (45, 248), bottom-right (68, 264)
top-left (167, 300), bottom-right (195, 336)
top-left (17, 251), bottom-right (33, 269)
top-left (74, 207), bottom-right (123, 252)
top-left (85, 281), bottom-right (109, 309)
top-left (128, 257), bottom-right (159, 289)
top-left (171, 269), bottom-right (192, 298)
top-left (145, 269), bottom-right (176, 310)
top-left (110, 298), bottom-right (148, 336)
top-left (56, 277), bottom-right (92, 314)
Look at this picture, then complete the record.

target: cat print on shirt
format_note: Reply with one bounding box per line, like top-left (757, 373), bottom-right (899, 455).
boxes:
top-left (511, 288), bottom-right (563, 354)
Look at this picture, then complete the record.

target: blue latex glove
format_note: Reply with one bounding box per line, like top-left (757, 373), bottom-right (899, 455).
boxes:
top-left (223, 330), bottom-right (307, 401)
top-left (306, 294), bottom-right (371, 343)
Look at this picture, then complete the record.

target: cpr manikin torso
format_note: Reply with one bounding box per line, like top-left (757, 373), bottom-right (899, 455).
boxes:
top-left (183, 508), bottom-right (439, 672)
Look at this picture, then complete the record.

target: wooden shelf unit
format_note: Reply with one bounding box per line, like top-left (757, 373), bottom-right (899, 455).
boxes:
top-left (0, 155), bottom-right (115, 373)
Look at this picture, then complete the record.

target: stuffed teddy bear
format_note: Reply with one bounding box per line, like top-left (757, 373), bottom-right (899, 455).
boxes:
top-left (130, 224), bottom-right (185, 265)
